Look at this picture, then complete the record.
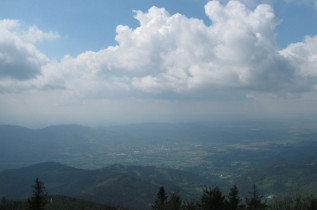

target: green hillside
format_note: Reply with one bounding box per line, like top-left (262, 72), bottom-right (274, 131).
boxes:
top-left (0, 162), bottom-right (217, 209)
top-left (1, 160), bottom-right (317, 209)
top-left (235, 158), bottom-right (317, 197)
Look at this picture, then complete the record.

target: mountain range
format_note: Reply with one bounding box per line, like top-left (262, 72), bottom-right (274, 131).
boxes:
top-left (1, 123), bottom-right (317, 209)
top-left (0, 162), bottom-right (215, 209)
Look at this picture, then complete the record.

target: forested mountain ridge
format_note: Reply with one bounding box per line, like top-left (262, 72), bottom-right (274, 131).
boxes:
top-left (235, 158), bottom-right (317, 196)
top-left (0, 162), bottom-right (216, 209)
top-left (1, 160), bottom-right (317, 209)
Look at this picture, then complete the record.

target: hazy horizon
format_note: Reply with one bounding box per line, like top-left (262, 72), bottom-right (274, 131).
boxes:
top-left (2, 114), bottom-right (317, 130)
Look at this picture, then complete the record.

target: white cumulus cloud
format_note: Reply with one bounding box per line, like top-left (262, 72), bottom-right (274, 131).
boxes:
top-left (43, 0), bottom-right (294, 97)
top-left (0, 20), bottom-right (58, 82)
top-left (1, 0), bottom-right (317, 100)
top-left (22, 25), bottom-right (60, 43)
top-left (2, 0), bottom-right (317, 125)
top-left (280, 35), bottom-right (317, 90)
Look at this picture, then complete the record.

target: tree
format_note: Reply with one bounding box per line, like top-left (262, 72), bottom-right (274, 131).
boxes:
top-left (166, 192), bottom-right (182, 210)
top-left (0, 197), bottom-right (8, 210)
top-left (308, 198), bottom-right (317, 210)
top-left (227, 184), bottom-right (243, 210)
top-left (182, 200), bottom-right (199, 210)
top-left (27, 177), bottom-right (49, 210)
top-left (200, 187), bottom-right (226, 210)
top-left (152, 186), bottom-right (168, 209)
top-left (245, 184), bottom-right (266, 210)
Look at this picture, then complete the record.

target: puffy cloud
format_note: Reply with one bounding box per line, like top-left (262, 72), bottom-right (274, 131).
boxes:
top-left (22, 25), bottom-right (60, 43)
top-left (280, 35), bottom-right (317, 90)
top-left (1, 0), bottom-right (317, 100)
top-left (0, 20), bottom-right (57, 81)
top-left (2, 1), bottom-right (317, 125)
top-left (43, 2), bottom-right (279, 96)
top-left (102, 1), bottom-right (315, 94)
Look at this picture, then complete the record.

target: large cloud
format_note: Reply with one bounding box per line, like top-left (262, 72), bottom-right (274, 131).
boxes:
top-left (0, 20), bottom-right (58, 82)
top-left (280, 35), bottom-right (317, 90)
top-left (1, 0), bottom-right (317, 99)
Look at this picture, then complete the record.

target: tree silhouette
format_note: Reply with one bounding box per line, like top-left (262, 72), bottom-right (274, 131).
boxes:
top-left (166, 192), bottom-right (181, 210)
top-left (227, 184), bottom-right (243, 210)
top-left (182, 199), bottom-right (199, 210)
top-left (200, 187), bottom-right (226, 210)
top-left (0, 197), bottom-right (9, 210)
top-left (308, 198), bottom-right (317, 210)
top-left (245, 184), bottom-right (266, 210)
top-left (152, 186), bottom-right (168, 209)
top-left (27, 177), bottom-right (48, 210)
top-left (151, 183), bottom-right (317, 210)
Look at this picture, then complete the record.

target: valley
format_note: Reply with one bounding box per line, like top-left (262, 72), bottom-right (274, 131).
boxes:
top-left (1, 120), bottom-right (317, 208)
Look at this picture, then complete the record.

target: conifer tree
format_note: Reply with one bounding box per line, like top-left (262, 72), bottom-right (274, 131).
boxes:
top-left (166, 192), bottom-right (181, 210)
top-left (245, 184), bottom-right (266, 210)
top-left (308, 198), bottom-right (317, 210)
top-left (152, 186), bottom-right (168, 210)
top-left (182, 200), bottom-right (199, 210)
top-left (27, 177), bottom-right (48, 210)
top-left (0, 197), bottom-right (8, 210)
top-left (227, 184), bottom-right (243, 210)
top-left (200, 187), bottom-right (226, 210)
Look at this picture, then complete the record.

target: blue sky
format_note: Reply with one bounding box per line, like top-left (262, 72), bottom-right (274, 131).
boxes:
top-left (1, 0), bottom-right (212, 58)
top-left (1, 0), bottom-right (317, 126)
top-left (1, 0), bottom-right (316, 57)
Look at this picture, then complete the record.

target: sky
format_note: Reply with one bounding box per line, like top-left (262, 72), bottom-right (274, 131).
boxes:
top-left (1, 0), bottom-right (317, 127)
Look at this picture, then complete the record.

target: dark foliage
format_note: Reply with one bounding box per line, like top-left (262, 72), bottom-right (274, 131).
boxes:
top-left (245, 184), bottom-right (266, 210)
top-left (152, 186), bottom-right (168, 209)
top-left (0, 197), bottom-right (24, 210)
top-left (27, 178), bottom-right (48, 210)
top-left (269, 195), bottom-right (317, 210)
top-left (150, 184), bottom-right (317, 210)
top-left (46, 195), bottom-right (121, 210)
top-left (166, 193), bottom-right (182, 210)
top-left (227, 184), bottom-right (243, 210)
top-left (0, 195), bottom-right (122, 210)
top-left (200, 187), bottom-right (226, 210)
top-left (182, 200), bottom-right (200, 210)
top-left (152, 186), bottom-right (182, 210)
